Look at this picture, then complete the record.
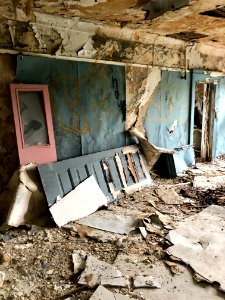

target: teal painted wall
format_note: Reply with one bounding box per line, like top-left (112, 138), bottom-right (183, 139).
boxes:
top-left (16, 56), bottom-right (126, 160)
top-left (144, 70), bottom-right (191, 149)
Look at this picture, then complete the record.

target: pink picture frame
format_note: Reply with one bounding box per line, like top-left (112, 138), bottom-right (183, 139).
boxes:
top-left (10, 83), bottom-right (57, 165)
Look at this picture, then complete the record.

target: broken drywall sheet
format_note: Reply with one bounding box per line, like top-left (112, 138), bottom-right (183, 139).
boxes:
top-left (90, 285), bottom-right (134, 300)
top-left (50, 176), bottom-right (108, 227)
top-left (78, 255), bottom-right (129, 287)
top-left (166, 205), bottom-right (225, 291)
top-left (126, 66), bottom-right (161, 131)
top-left (129, 127), bottom-right (175, 168)
top-left (76, 210), bottom-right (138, 235)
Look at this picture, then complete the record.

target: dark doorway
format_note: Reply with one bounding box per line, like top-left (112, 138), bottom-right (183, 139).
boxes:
top-left (193, 82), bottom-right (216, 161)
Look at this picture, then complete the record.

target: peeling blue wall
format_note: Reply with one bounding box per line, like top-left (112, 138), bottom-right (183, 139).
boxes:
top-left (16, 56), bottom-right (126, 161)
top-left (145, 69), bottom-right (225, 164)
top-left (144, 70), bottom-right (191, 148)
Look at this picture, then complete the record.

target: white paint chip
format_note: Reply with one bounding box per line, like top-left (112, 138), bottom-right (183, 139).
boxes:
top-left (50, 176), bottom-right (108, 227)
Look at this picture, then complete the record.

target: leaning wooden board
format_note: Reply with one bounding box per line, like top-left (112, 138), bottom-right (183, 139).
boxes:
top-left (38, 145), bottom-right (152, 206)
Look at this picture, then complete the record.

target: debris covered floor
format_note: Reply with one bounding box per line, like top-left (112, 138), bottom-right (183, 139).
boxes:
top-left (1, 162), bottom-right (225, 299)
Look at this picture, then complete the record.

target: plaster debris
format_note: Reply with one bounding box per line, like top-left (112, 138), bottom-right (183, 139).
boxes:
top-left (164, 261), bottom-right (183, 275)
top-left (78, 38), bottom-right (97, 58)
top-left (0, 272), bottom-right (5, 288)
top-left (167, 205), bottom-right (225, 291)
top-left (78, 255), bottom-right (129, 287)
top-left (139, 226), bottom-right (148, 239)
top-left (143, 210), bottom-right (173, 235)
top-left (50, 176), bottom-right (108, 227)
top-left (76, 210), bottom-right (138, 235)
top-left (133, 275), bottom-right (161, 289)
top-left (90, 285), bottom-right (134, 300)
top-left (72, 250), bottom-right (87, 274)
top-left (193, 175), bottom-right (225, 190)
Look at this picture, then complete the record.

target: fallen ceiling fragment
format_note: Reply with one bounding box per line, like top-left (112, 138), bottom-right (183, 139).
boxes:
top-left (49, 176), bottom-right (108, 227)
top-left (166, 205), bottom-right (225, 291)
top-left (76, 210), bottom-right (138, 235)
top-left (129, 127), bottom-right (175, 168)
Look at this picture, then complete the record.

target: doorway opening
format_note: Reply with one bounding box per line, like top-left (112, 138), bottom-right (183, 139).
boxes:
top-left (193, 82), bottom-right (216, 162)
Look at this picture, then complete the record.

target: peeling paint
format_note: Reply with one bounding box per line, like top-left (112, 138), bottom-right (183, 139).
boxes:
top-left (126, 66), bottom-right (161, 133)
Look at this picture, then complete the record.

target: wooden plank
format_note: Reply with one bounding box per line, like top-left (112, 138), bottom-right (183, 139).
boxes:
top-left (115, 153), bottom-right (127, 188)
top-left (106, 158), bottom-right (123, 191)
top-left (38, 146), bottom-right (151, 206)
top-left (92, 161), bottom-right (109, 196)
top-left (127, 153), bottom-right (138, 183)
top-left (86, 164), bottom-right (95, 177)
top-left (77, 167), bottom-right (88, 182)
top-left (58, 171), bottom-right (73, 195)
top-left (132, 152), bottom-right (145, 180)
top-left (68, 168), bottom-right (81, 188)
top-left (120, 155), bottom-right (134, 186)
top-left (41, 173), bottom-right (63, 206)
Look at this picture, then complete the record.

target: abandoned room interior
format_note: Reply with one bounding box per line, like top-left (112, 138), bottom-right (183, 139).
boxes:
top-left (1, 0), bottom-right (225, 299)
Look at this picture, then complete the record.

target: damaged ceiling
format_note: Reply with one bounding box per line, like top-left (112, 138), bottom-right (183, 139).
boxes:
top-left (0, 1), bottom-right (225, 71)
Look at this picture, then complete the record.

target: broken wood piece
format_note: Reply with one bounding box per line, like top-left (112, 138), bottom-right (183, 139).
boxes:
top-left (166, 205), bottom-right (225, 291)
top-left (76, 210), bottom-right (138, 235)
top-left (127, 153), bottom-right (139, 183)
top-left (78, 255), bottom-right (129, 287)
top-left (129, 127), bottom-right (175, 168)
top-left (115, 153), bottom-right (127, 188)
top-left (50, 176), bottom-right (108, 227)
top-left (90, 285), bottom-right (134, 300)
